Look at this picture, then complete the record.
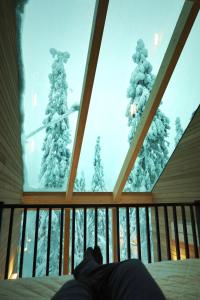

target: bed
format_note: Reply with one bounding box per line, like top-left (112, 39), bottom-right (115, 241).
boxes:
top-left (0, 259), bottom-right (199, 300)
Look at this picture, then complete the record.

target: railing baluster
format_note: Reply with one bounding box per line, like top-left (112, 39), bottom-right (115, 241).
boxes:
top-left (94, 208), bottom-right (98, 247)
top-left (181, 206), bottom-right (189, 258)
top-left (136, 207), bottom-right (141, 260)
top-left (126, 207), bottom-right (131, 260)
top-left (59, 208), bottom-right (64, 275)
top-left (32, 208), bottom-right (40, 277)
top-left (0, 202), bottom-right (3, 235)
top-left (105, 207), bottom-right (109, 263)
top-left (173, 206), bottom-right (180, 260)
top-left (145, 206), bottom-right (151, 263)
top-left (84, 208), bottom-right (87, 253)
top-left (71, 208), bottom-right (75, 272)
top-left (19, 208), bottom-right (27, 278)
top-left (194, 201), bottom-right (200, 253)
top-left (155, 206), bottom-right (161, 261)
top-left (164, 206), bottom-right (171, 260)
top-left (190, 205), bottom-right (199, 258)
top-left (116, 207), bottom-right (120, 262)
top-left (4, 208), bottom-right (14, 279)
top-left (46, 208), bottom-right (52, 276)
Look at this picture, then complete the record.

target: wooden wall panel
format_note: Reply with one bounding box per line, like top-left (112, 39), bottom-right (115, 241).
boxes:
top-left (152, 108), bottom-right (200, 260)
top-left (153, 106), bottom-right (200, 203)
top-left (0, 0), bottom-right (23, 279)
top-left (0, 0), bottom-right (23, 203)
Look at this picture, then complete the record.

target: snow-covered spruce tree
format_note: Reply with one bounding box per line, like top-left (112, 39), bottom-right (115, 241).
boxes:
top-left (91, 136), bottom-right (106, 192)
top-left (175, 117), bottom-right (183, 146)
top-left (124, 40), bottom-right (170, 262)
top-left (74, 172), bottom-right (86, 266)
top-left (125, 39), bottom-right (170, 192)
top-left (90, 136), bottom-right (106, 260)
top-left (40, 48), bottom-right (71, 189)
top-left (36, 49), bottom-right (71, 276)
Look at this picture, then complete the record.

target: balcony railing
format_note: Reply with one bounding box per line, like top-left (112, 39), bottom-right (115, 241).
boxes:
top-left (0, 202), bottom-right (199, 279)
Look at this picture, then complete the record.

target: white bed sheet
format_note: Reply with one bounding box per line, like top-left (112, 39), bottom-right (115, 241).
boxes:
top-left (0, 259), bottom-right (199, 300)
top-left (146, 258), bottom-right (200, 300)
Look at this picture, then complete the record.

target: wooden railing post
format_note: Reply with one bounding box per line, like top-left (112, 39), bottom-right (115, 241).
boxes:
top-left (112, 208), bottom-right (118, 262)
top-left (63, 209), bottom-right (71, 274)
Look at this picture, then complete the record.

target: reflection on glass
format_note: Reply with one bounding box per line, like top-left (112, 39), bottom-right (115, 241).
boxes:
top-left (125, 11), bottom-right (200, 192)
top-left (21, 0), bottom-right (95, 191)
top-left (76, 0), bottom-right (183, 192)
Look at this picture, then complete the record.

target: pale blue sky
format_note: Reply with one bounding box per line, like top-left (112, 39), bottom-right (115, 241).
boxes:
top-left (22, 0), bottom-right (200, 191)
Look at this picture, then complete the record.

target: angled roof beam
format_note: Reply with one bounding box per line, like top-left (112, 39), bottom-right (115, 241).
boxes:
top-left (113, 0), bottom-right (200, 201)
top-left (66, 0), bottom-right (109, 201)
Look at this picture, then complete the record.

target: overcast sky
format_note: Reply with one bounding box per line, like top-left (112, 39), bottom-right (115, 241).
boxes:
top-left (21, 0), bottom-right (200, 191)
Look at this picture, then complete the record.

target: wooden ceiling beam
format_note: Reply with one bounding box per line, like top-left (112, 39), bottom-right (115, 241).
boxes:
top-left (65, 0), bottom-right (109, 201)
top-left (23, 192), bottom-right (153, 205)
top-left (113, 1), bottom-right (200, 201)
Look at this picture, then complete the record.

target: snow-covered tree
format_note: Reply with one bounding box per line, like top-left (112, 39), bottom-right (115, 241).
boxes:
top-left (40, 48), bottom-right (71, 188)
top-left (36, 49), bottom-right (71, 276)
top-left (175, 117), bottom-right (183, 146)
top-left (90, 136), bottom-right (106, 260)
top-left (91, 136), bottom-right (106, 192)
top-left (123, 40), bottom-right (170, 262)
top-left (125, 39), bottom-right (170, 192)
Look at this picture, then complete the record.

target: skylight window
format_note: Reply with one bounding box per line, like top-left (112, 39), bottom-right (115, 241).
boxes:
top-left (21, 0), bottom-right (198, 194)
top-left (21, 0), bottom-right (95, 191)
top-left (76, 0), bottom-right (183, 192)
top-left (124, 10), bottom-right (200, 192)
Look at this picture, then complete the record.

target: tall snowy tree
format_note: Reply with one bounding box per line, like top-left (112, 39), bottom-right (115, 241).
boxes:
top-left (40, 48), bottom-right (71, 188)
top-left (174, 117), bottom-right (183, 146)
top-left (36, 49), bottom-right (71, 276)
top-left (125, 39), bottom-right (170, 192)
top-left (91, 136), bottom-right (106, 192)
top-left (123, 40), bottom-right (170, 262)
top-left (90, 136), bottom-right (106, 260)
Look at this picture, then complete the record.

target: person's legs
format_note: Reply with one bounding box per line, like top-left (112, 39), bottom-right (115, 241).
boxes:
top-left (52, 248), bottom-right (166, 300)
top-left (52, 247), bottom-right (102, 300)
top-left (73, 247), bottom-right (100, 279)
top-left (105, 259), bottom-right (166, 300)
top-left (51, 279), bottom-right (93, 300)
